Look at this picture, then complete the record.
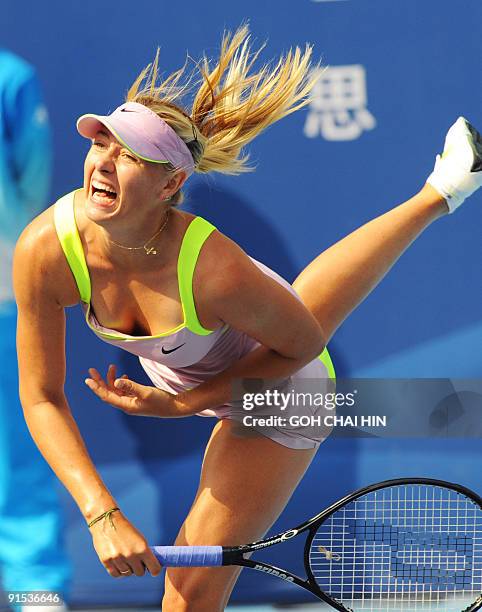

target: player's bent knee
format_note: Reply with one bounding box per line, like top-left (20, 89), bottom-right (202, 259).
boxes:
top-left (162, 583), bottom-right (224, 612)
top-left (162, 567), bottom-right (237, 612)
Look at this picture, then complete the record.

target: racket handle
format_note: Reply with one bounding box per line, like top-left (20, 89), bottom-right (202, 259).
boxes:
top-left (150, 545), bottom-right (223, 567)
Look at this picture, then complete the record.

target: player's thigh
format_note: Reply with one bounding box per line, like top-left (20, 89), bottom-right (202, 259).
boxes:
top-left (163, 419), bottom-right (317, 610)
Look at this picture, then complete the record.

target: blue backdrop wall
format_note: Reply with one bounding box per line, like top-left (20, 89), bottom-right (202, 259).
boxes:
top-left (1, 0), bottom-right (481, 606)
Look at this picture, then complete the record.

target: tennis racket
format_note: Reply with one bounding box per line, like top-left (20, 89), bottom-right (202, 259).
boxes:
top-left (151, 478), bottom-right (482, 611)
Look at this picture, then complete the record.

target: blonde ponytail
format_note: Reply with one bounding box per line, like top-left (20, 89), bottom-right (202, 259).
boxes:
top-left (126, 24), bottom-right (320, 199)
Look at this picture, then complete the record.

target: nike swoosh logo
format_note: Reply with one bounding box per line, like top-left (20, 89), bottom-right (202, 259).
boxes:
top-left (161, 343), bottom-right (186, 355)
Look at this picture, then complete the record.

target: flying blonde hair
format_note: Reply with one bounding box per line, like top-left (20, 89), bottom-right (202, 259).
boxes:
top-left (126, 24), bottom-right (320, 204)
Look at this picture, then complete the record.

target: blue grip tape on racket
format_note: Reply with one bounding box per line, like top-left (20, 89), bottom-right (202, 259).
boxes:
top-left (151, 545), bottom-right (223, 567)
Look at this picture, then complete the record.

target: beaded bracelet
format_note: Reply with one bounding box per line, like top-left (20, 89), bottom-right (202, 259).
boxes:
top-left (87, 507), bottom-right (120, 530)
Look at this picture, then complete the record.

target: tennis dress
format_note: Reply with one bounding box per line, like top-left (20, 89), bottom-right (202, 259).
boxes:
top-left (54, 191), bottom-right (335, 449)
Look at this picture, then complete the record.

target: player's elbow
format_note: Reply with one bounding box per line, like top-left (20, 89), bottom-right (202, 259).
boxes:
top-left (284, 321), bottom-right (326, 363)
top-left (19, 381), bottom-right (67, 414)
top-left (303, 330), bottom-right (326, 362)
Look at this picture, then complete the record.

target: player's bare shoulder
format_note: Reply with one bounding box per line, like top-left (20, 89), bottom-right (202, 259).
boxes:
top-left (176, 213), bottom-right (252, 329)
top-left (195, 221), bottom-right (253, 291)
top-left (13, 204), bottom-right (80, 308)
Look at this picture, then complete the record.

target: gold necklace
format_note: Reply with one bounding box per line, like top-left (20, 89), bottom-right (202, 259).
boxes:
top-left (108, 209), bottom-right (170, 255)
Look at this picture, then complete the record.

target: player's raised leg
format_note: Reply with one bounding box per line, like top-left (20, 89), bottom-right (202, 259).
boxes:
top-left (293, 117), bottom-right (482, 340)
top-left (161, 420), bottom-right (317, 612)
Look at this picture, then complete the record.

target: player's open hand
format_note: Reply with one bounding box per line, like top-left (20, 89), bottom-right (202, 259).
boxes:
top-left (85, 364), bottom-right (186, 417)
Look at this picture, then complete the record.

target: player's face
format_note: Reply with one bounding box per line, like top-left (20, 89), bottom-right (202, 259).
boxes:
top-left (82, 129), bottom-right (170, 223)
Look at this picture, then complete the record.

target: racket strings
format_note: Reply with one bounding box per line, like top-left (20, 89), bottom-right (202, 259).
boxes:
top-left (308, 484), bottom-right (482, 611)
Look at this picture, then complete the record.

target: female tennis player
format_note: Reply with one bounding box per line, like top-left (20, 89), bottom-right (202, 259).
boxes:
top-left (13, 26), bottom-right (481, 611)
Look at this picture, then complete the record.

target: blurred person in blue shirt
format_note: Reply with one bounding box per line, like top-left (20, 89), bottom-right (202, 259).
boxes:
top-left (0, 49), bottom-right (70, 611)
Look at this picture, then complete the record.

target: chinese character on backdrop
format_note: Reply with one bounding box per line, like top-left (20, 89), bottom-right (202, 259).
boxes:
top-left (304, 65), bottom-right (376, 141)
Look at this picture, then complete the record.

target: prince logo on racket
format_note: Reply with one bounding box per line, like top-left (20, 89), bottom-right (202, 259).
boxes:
top-left (253, 565), bottom-right (295, 582)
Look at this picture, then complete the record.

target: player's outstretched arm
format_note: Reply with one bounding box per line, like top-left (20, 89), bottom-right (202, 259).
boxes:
top-left (13, 214), bottom-right (161, 579)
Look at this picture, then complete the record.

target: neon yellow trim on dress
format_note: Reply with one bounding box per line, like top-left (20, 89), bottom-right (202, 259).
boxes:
top-left (177, 217), bottom-right (217, 336)
top-left (319, 346), bottom-right (336, 380)
top-left (53, 191), bottom-right (215, 340)
top-left (54, 192), bottom-right (91, 304)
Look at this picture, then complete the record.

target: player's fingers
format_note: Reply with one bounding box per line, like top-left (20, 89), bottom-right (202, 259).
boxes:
top-left (141, 550), bottom-right (162, 577)
top-left (85, 378), bottom-right (140, 412)
top-left (85, 378), bottom-right (109, 399)
top-left (88, 368), bottom-right (110, 391)
top-left (104, 560), bottom-right (122, 578)
top-left (88, 367), bottom-right (104, 383)
top-left (114, 377), bottom-right (144, 398)
top-left (114, 561), bottom-right (133, 578)
top-left (85, 378), bottom-right (121, 403)
top-left (124, 556), bottom-right (146, 577)
top-left (107, 364), bottom-right (117, 390)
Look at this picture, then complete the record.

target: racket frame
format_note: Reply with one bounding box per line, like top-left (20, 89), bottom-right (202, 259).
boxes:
top-left (222, 478), bottom-right (482, 612)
